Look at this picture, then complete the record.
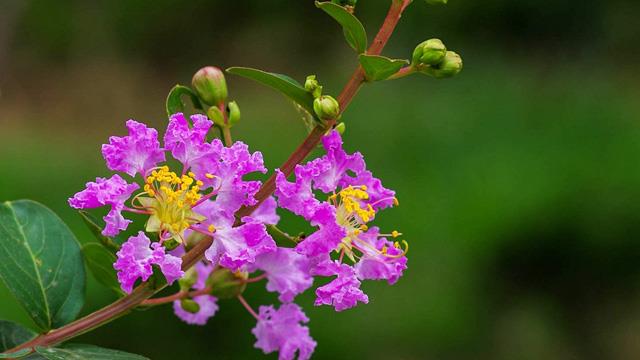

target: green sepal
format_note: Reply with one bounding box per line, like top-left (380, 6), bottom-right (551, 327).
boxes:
top-left (227, 67), bottom-right (316, 118)
top-left (315, 1), bottom-right (368, 53)
top-left (165, 84), bottom-right (203, 117)
top-left (359, 55), bottom-right (409, 81)
top-left (81, 243), bottom-right (123, 296)
top-left (78, 211), bottom-right (123, 252)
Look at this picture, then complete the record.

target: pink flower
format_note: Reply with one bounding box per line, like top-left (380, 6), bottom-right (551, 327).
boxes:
top-left (252, 303), bottom-right (316, 360)
top-left (102, 120), bottom-right (165, 177)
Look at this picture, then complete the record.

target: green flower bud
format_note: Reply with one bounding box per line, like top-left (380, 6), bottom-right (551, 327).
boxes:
top-left (207, 268), bottom-right (247, 299)
top-left (305, 75), bottom-right (323, 98)
top-left (180, 299), bottom-right (201, 314)
top-left (192, 66), bottom-right (228, 106)
top-left (228, 101), bottom-right (241, 126)
top-left (412, 39), bottom-right (447, 66)
top-left (426, 0), bottom-right (448, 5)
top-left (207, 106), bottom-right (225, 127)
top-left (335, 122), bottom-right (346, 135)
top-left (313, 95), bottom-right (340, 121)
top-left (178, 267), bottom-right (198, 292)
top-left (422, 51), bottom-right (463, 78)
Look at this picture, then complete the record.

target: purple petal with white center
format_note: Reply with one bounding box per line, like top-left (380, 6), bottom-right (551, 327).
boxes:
top-left (252, 303), bottom-right (316, 360)
top-left (101, 120), bottom-right (165, 177)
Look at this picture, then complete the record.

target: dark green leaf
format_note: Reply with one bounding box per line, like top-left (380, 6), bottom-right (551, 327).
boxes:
top-left (227, 67), bottom-right (316, 116)
top-left (358, 54), bottom-right (409, 81)
top-left (81, 243), bottom-right (122, 295)
top-left (0, 200), bottom-right (86, 331)
top-left (0, 320), bottom-right (36, 354)
top-left (165, 85), bottom-right (203, 117)
top-left (36, 344), bottom-right (148, 360)
top-left (78, 211), bottom-right (122, 252)
top-left (315, 1), bottom-right (367, 53)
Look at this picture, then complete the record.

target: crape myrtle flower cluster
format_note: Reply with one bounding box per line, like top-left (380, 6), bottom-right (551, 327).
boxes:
top-left (69, 112), bottom-right (407, 359)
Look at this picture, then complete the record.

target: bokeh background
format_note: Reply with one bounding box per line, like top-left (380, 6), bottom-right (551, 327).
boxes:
top-left (1, 1), bottom-right (640, 359)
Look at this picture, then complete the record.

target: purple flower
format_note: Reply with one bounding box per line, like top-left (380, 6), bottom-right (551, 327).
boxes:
top-left (173, 295), bottom-right (219, 326)
top-left (252, 303), bottom-right (316, 360)
top-left (241, 196), bottom-right (280, 225)
top-left (68, 174), bottom-right (139, 236)
top-left (354, 228), bottom-right (407, 285)
top-left (199, 202), bottom-right (276, 270)
top-left (164, 113), bottom-right (213, 168)
top-left (102, 119), bottom-right (165, 177)
top-left (253, 248), bottom-right (313, 303)
top-left (314, 262), bottom-right (368, 312)
top-left (114, 232), bottom-right (184, 293)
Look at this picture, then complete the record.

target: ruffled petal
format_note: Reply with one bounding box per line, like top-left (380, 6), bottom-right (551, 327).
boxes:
top-left (164, 113), bottom-right (213, 168)
top-left (314, 263), bottom-right (368, 312)
top-left (173, 295), bottom-right (219, 325)
top-left (254, 248), bottom-right (313, 303)
top-left (252, 303), bottom-right (316, 360)
top-left (353, 228), bottom-right (407, 284)
top-left (101, 120), bottom-right (165, 177)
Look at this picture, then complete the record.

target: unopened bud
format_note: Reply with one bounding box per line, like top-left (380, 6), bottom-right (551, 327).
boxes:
top-left (207, 106), bottom-right (225, 127)
top-left (228, 101), bottom-right (241, 126)
top-left (207, 268), bottom-right (247, 299)
top-left (313, 95), bottom-right (340, 121)
top-left (192, 66), bottom-right (228, 106)
top-left (426, 0), bottom-right (448, 5)
top-left (180, 299), bottom-right (200, 314)
top-left (305, 75), bottom-right (323, 98)
top-left (178, 268), bottom-right (198, 291)
top-left (335, 122), bottom-right (346, 135)
top-left (412, 39), bottom-right (447, 66)
top-left (422, 51), bottom-right (463, 78)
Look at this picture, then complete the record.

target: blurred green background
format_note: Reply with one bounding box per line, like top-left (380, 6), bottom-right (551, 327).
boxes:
top-left (1, 0), bottom-right (640, 359)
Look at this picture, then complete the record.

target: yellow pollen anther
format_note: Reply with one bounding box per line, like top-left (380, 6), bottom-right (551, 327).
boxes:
top-left (205, 173), bottom-right (215, 179)
top-left (208, 224), bottom-right (216, 233)
top-left (393, 197), bottom-right (399, 206)
top-left (391, 230), bottom-right (401, 238)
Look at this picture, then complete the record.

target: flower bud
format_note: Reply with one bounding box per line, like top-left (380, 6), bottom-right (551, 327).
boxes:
top-left (313, 95), bottom-right (340, 121)
top-left (426, 0), bottom-right (448, 5)
top-left (422, 51), bottom-right (463, 78)
top-left (228, 101), bottom-right (241, 126)
top-left (207, 268), bottom-right (247, 299)
top-left (192, 66), bottom-right (228, 106)
top-left (305, 75), bottom-right (322, 98)
top-left (178, 267), bottom-right (198, 291)
top-left (412, 39), bottom-right (447, 66)
top-left (180, 299), bottom-right (201, 314)
top-left (207, 106), bottom-right (225, 127)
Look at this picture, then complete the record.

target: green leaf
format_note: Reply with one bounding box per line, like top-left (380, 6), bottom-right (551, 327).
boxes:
top-left (358, 54), bottom-right (409, 81)
top-left (78, 211), bottom-right (122, 252)
top-left (36, 344), bottom-right (148, 360)
top-left (81, 243), bottom-right (122, 295)
top-left (0, 320), bottom-right (36, 355)
top-left (165, 85), bottom-right (203, 117)
top-left (0, 200), bottom-right (86, 331)
top-left (0, 348), bottom-right (35, 358)
top-left (227, 67), bottom-right (316, 116)
top-left (315, 1), bottom-right (367, 53)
